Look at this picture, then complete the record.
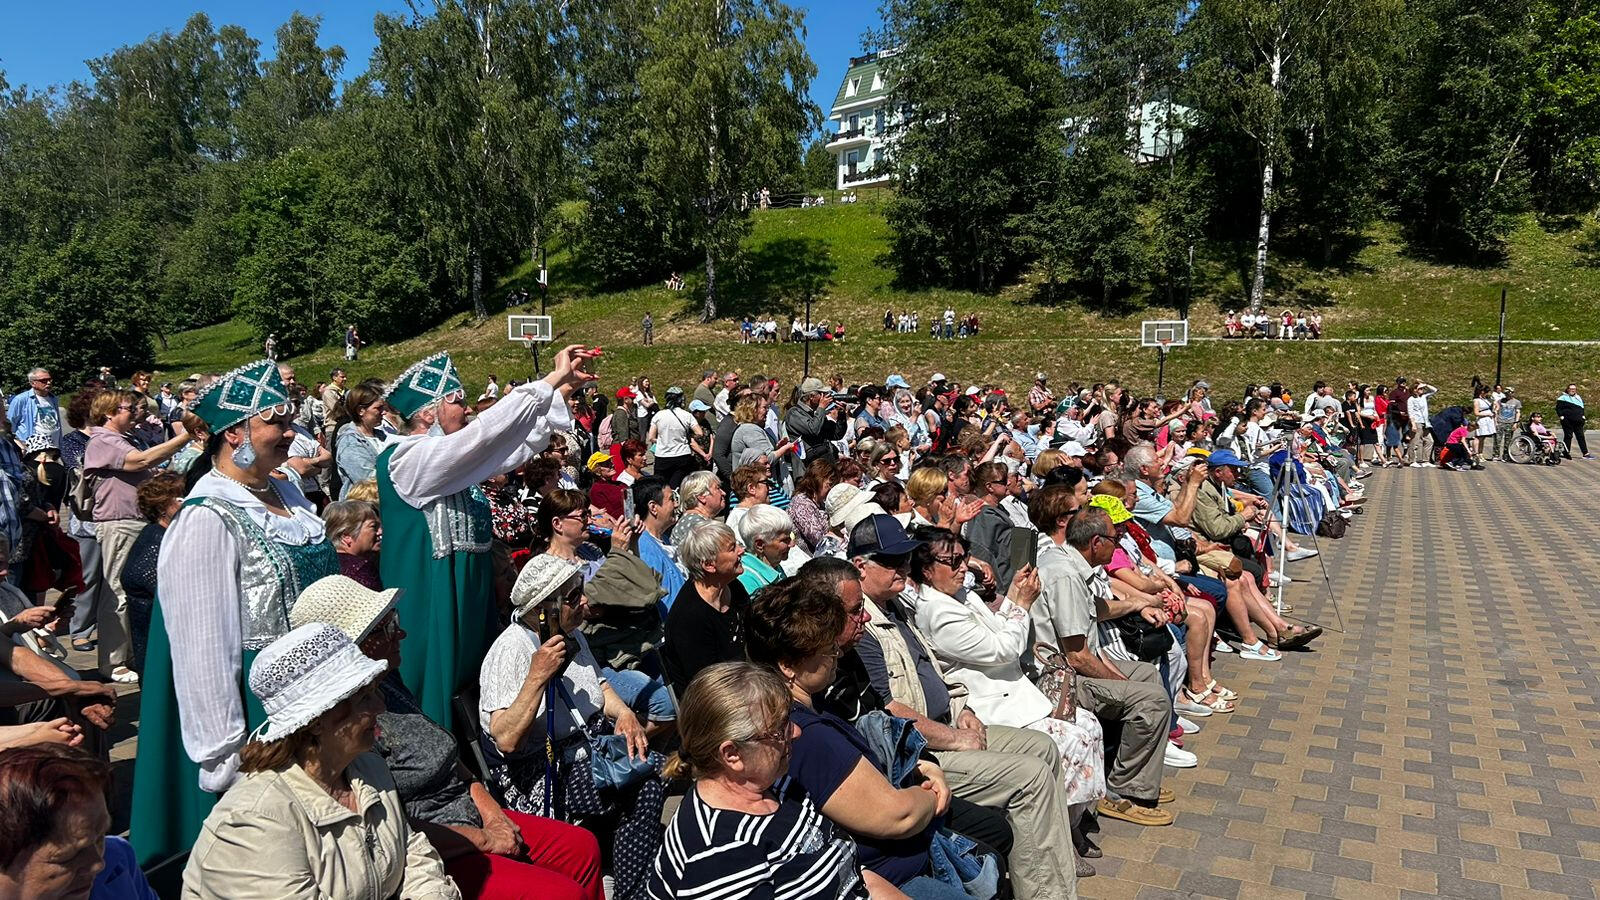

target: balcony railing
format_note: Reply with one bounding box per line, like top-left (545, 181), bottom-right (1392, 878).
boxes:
top-left (843, 168), bottom-right (890, 184)
top-left (831, 126), bottom-right (868, 142)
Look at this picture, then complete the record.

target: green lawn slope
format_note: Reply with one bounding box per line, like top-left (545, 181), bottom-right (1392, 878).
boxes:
top-left (159, 199), bottom-right (1600, 415)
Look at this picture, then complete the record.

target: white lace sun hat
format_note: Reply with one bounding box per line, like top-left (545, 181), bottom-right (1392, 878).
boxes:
top-left (248, 623), bottom-right (388, 743)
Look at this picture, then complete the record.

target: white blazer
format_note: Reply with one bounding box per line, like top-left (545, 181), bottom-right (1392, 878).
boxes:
top-left (910, 583), bottom-right (1052, 728)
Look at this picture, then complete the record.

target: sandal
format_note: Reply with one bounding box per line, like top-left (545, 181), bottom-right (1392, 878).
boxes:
top-left (1205, 679), bottom-right (1239, 701)
top-left (1237, 640), bottom-right (1282, 662)
top-left (1182, 686), bottom-right (1236, 713)
top-left (1276, 624), bottom-right (1323, 650)
top-left (1096, 797), bottom-right (1174, 827)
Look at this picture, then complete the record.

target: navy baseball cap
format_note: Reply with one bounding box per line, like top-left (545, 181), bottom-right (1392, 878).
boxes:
top-left (1208, 449), bottom-right (1247, 468)
top-left (848, 514), bottom-right (924, 559)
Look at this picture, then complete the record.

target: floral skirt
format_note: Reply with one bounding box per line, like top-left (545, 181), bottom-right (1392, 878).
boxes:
top-left (1025, 709), bottom-right (1107, 807)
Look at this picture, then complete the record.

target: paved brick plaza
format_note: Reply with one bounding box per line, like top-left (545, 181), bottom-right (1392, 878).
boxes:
top-left (1085, 459), bottom-right (1600, 899)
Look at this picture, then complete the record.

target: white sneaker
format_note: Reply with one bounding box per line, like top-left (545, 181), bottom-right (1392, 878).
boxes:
top-left (1285, 547), bottom-right (1319, 562)
top-left (1178, 715), bottom-right (1202, 734)
top-left (1409, 462), bottom-right (1423, 468)
top-left (1173, 697), bottom-right (1214, 718)
top-left (1338, 509), bottom-right (1353, 519)
top-left (1421, 462), bottom-right (1437, 468)
top-left (1268, 571), bottom-right (1292, 587)
top-left (1164, 741), bottom-right (1198, 768)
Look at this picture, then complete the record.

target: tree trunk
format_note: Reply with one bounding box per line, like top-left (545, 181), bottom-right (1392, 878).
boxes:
top-left (1250, 45), bottom-right (1283, 312)
top-left (703, 242), bottom-right (718, 321)
top-left (471, 247), bottom-right (486, 320)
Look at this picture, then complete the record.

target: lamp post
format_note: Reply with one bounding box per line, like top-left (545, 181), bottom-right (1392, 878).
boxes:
top-left (1495, 287), bottom-right (1506, 386)
top-left (803, 288), bottom-right (813, 379)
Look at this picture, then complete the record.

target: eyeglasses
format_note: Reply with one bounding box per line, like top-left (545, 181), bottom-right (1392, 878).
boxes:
top-left (741, 716), bottom-right (794, 748)
top-left (31, 377), bottom-right (51, 385)
top-left (116, 404), bottom-right (137, 412)
top-left (370, 613), bottom-right (401, 640)
top-left (933, 553), bottom-right (969, 569)
top-left (868, 554), bottom-right (911, 573)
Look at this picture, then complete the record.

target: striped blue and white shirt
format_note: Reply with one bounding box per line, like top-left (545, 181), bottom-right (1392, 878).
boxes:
top-left (649, 775), bottom-right (866, 900)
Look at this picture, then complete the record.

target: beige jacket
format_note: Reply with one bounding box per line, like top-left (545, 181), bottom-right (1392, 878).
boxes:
top-left (183, 752), bottom-right (460, 900)
top-left (864, 592), bottom-right (968, 722)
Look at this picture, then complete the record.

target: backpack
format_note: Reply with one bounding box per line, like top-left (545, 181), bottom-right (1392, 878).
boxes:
top-left (1314, 510), bottom-right (1347, 539)
top-left (67, 466), bottom-right (99, 523)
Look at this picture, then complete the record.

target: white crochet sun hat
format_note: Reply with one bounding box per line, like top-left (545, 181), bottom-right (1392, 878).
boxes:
top-left (248, 623), bottom-right (388, 743)
top-left (289, 575), bottom-right (402, 644)
top-left (511, 553), bottom-right (584, 620)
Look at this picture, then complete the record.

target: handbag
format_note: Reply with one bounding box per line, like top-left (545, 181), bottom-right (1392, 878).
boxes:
top-left (1110, 614), bottom-right (1174, 662)
top-left (556, 681), bottom-right (656, 793)
top-left (1032, 643), bottom-right (1078, 721)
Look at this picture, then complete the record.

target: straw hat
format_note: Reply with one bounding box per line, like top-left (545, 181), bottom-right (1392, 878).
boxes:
top-left (825, 483), bottom-right (885, 530)
top-left (248, 623), bottom-right (387, 743)
top-left (511, 554), bottom-right (583, 620)
top-left (289, 575), bottom-right (402, 644)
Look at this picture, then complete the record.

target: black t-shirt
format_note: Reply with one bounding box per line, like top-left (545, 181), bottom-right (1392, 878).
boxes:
top-left (660, 579), bottom-right (750, 698)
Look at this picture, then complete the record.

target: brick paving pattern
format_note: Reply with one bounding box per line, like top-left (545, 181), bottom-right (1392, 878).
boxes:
top-left (1084, 460), bottom-right (1600, 899)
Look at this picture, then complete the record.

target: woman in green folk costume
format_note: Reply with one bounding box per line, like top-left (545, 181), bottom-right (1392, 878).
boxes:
top-left (378, 345), bottom-right (596, 724)
top-left (130, 360), bottom-right (339, 866)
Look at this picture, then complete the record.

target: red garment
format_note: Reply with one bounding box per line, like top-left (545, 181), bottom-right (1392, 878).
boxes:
top-left (444, 809), bottom-right (603, 900)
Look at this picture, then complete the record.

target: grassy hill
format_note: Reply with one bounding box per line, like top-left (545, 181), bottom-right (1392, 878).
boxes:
top-left (158, 198), bottom-right (1600, 415)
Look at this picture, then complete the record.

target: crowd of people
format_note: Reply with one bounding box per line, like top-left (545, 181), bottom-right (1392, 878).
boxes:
top-left (1222, 309), bottom-right (1323, 340)
top-left (0, 347), bottom-right (1587, 900)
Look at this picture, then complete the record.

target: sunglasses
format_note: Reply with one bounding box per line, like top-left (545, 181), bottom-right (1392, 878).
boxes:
top-left (868, 554), bottom-right (911, 572)
top-left (932, 553), bottom-right (969, 569)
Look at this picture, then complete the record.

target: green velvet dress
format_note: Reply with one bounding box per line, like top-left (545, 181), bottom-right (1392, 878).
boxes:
top-left (129, 495), bottom-right (337, 867)
top-left (376, 443), bottom-right (496, 726)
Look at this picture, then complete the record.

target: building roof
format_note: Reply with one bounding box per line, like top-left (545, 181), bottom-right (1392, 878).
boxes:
top-left (831, 51), bottom-right (895, 114)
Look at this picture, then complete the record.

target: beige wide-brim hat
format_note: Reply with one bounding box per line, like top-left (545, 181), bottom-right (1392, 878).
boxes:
top-left (290, 575), bottom-right (402, 644)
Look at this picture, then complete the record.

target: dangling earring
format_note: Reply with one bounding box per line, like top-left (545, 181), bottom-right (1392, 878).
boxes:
top-left (232, 420), bottom-right (257, 469)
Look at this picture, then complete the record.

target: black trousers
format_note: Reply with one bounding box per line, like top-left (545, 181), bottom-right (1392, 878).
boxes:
top-left (1560, 417), bottom-right (1589, 456)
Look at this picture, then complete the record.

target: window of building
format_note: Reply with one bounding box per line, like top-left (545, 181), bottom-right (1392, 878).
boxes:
top-left (871, 72), bottom-right (884, 92)
top-left (846, 149), bottom-right (860, 178)
top-left (846, 77), bottom-right (859, 98)
top-left (848, 113), bottom-right (860, 133)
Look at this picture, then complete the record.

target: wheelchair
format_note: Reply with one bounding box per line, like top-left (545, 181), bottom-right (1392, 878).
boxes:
top-left (1506, 424), bottom-right (1562, 466)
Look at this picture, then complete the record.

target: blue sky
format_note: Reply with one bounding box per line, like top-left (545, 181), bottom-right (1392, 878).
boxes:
top-left (0, 1), bottom-right (878, 130)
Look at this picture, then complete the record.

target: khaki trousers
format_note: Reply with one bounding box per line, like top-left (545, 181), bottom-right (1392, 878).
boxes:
top-left (94, 518), bottom-right (145, 675)
top-left (933, 724), bottom-right (1079, 900)
top-left (1075, 659), bottom-right (1169, 804)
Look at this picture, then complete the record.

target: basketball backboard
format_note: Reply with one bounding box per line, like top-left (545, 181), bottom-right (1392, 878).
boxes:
top-left (507, 315), bottom-right (553, 342)
top-left (1140, 319), bottom-right (1189, 348)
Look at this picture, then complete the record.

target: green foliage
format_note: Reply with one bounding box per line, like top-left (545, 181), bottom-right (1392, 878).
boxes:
top-left (877, 0), bottom-right (1065, 292)
top-left (0, 225), bottom-right (156, 386)
top-left (802, 137), bottom-right (836, 191)
top-left (1391, 0), bottom-right (1537, 260)
top-left (228, 148), bottom-right (433, 356)
top-left (637, 0), bottom-right (819, 319)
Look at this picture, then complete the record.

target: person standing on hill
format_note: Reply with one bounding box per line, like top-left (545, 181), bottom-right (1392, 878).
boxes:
top-left (642, 311), bottom-right (654, 346)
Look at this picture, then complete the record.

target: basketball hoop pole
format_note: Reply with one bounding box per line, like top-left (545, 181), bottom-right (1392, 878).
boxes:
top-left (1156, 342), bottom-right (1169, 400)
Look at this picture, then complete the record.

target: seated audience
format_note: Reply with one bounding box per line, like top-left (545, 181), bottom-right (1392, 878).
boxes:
top-left (1030, 505), bottom-right (1176, 826)
top-left (745, 577), bottom-right (993, 900)
top-left (292, 575), bottom-right (604, 900)
top-left (907, 526), bottom-right (1106, 877)
top-left (670, 471), bottom-right (726, 546)
top-left (737, 504), bottom-right (801, 592)
top-left (833, 518), bottom-right (1084, 898)
top-left (183, 623), bottom-right (461, 898)
top-left (0, 743), bottom-right (159, 899)
top-left (650, 661), bottom-right (874, 900)
top-left (479, 555), bottom-right (667, 900)
top-left (660, 521), bottom-right (749, 697)
top-left (325, 499), bottom-right (383, 590)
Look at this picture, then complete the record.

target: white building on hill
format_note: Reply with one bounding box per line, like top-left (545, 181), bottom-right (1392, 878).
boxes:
top-left (826, 50), bottom-right (899, 190)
